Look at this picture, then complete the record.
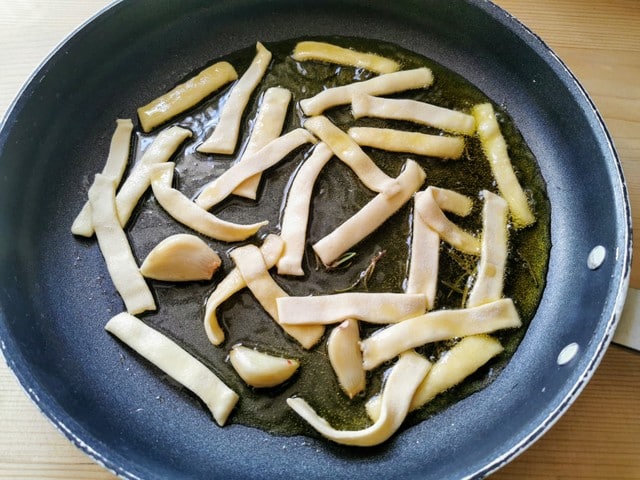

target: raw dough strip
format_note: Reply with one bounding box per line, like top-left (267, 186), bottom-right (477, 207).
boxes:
top-left (88, 174), bottom-right (156, 315)
top-left (195, 128), bottom-right (316, 210)
top-left (277, 142), bottom-right (333, 276)
top-left (105, 312), bottom-right (238, 426)
top-left (233, 87), bottom-right (292, 199)
top-left (230, 244), bottom-right (324, 349)
top-left (409, 334), bottom-right (503, 411)
top-left (277, 292), bottom-right (427, 325)
top-left (149, 163), bottom-right (267, 241)
top-left (313, 159), bottom-right (426, 266)
top-left (204, 234), bottom-right (283, 345)
top-left (429, 186), bottom-right (474, 217)
top-left (348, 127), bottom-right (465, 160)
top-left (467, 190), bottom-right (509, 308)
top-left (299, 67), bottom-right (433, 117)
top-left (360, 297), bottom-right (521, 370)
top-left (286, 350), bottom-right (430, 447)
top-left (415, 187), bottom-right (480, 256)
top-left (137, 61), bottom-right (238, 133)
top-left (291, 40), bottom-right (400, 74)
top-left (303, 116), bottom-right (398, 195)
top-left (351, 93), bottom-right (476, 136)
top-left (72, 118), bottom-right (134, 237)
top-left (405, 206), bottom-right (440, 310)
top-left (117, 126), bottom-right (192, 230)
top-left (198, 42), bottom-right (273, 154)
top-left (472, 103), bottom-right (535, 228)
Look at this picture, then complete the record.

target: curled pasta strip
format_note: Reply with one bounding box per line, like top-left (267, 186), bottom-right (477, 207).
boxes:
top-left (286, 350), bottom-right (430, 447)
top-left (203, 234), bottom-right (283, 345)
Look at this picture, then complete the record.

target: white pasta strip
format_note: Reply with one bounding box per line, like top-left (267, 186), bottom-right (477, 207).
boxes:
top-left (88, 174), bottom-right (156, 315)
top-left (351, 93), bottom-right (476, 135)
top-left (410, 334), bottom-right (503, 411)
top-left (230, 244), bottom-right (324, 349)
top-left (415, 187), bottom-right (480, 256)
top-left (149, 163), bottom-right (267, 241)
top-left (137, 61), bottom-right (238, 133)
top-left (72, 118), bottom-right (134, 237)
top-left (204, 234), bottom-right (283, 345)
top-left (472, 103), bottom-right (535, 228)
top-left (105, 312), bottom-right (238, 426)
top-left (277, 142), bottom-right (333, 276)
top-left (277, 292), bottom-right (427, 325)
top-left (327, 319), bottom-right (365, 399)
top-left (82, 126), bottom-right (192, 236)
top-left (467, 191), bottom-right (509, 308)
top-left (195, 128), bottom-right (316, 210)
top-left (198, 42), bottom-right (273, 154)
top-left (303, 116), bottom-right (398, 195)
top-left (233, 87), bottom-right (292, 199)
top-left (429, 186), bottom-right (474, 217)
top-left (299, 67), bottom-right (433, 116)
top-left (286, 350), bottom-right (430, 447)
top-left (406, 207), bottom-right (440, 310)
top-left (360, 298), bottom-right (521, 370)
top-left (313, 159), bottom-right (426, 266)
top-left (348, 127), bottom-right (464, 159)
top-left (292, 40), bottom-right (400, 74)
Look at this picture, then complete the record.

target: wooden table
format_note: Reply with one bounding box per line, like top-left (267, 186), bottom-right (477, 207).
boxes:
top-left (0, 1), bottom-right (638, 478)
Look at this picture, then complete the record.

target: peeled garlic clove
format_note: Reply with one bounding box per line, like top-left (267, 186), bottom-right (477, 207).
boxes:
top-left (140, 234), bottom-right (221, 281)
top-left (327, 319), bottom-right (365, 399)
top-left (229, 345), bottom-right (299, 388)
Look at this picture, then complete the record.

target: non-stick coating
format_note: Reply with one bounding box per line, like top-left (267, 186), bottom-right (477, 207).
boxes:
top-left (0, 1), bottom-right (630, 479)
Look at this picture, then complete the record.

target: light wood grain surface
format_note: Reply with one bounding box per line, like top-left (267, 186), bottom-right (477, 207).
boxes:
top-left (0, 1), bottom-right (638, 479)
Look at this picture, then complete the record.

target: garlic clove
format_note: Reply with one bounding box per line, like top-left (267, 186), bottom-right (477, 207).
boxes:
top-left (140, 233), bottom-right (221, 281)
top-left (229, 345), bottom-right (299, 388)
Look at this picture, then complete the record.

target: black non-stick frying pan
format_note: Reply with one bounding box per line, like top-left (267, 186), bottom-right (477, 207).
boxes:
top-left (0, 1), bottom-right (631, 478)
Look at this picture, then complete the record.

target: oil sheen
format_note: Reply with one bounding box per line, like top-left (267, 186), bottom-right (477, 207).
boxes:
top-left (126, 37), bottom-right (551, 439)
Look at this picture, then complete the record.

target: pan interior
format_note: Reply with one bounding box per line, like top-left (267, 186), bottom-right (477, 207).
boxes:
top-left (0, 1), bottom-right (629, 479)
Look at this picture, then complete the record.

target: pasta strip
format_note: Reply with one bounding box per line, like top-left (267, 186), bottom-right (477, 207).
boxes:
top-left (72, 119), bottom-right (134, 237)
top-left (410, 334), bottom-right (503, 411)
top-left (230, 244), bottom-right (324, 349)
top-left (406, 206), bottom-right (440, 310)
top-left (414, 187), bottom-right (480, 255)
top-left (204, 234), bottom-right (283, 345)
top-left (195, 128), bottom-right (316, 210)
top-left (277, 292), bottom-right (427, 325)
top-left (88, 174), bottom-right (156, 315)
top-left (313, 159), bottom-right (426, 266)
top-left (360, 298), bottom-right (521, 370)
top-left (198, 42), bottom-right (272, 154)
top-left (299, 67), bottom-right (433, 116)
top-left (149, 163), bottom-right (267, 241)
top-left (348, 127), bottom-right (464, 159)
top-left (105, 312), bottom-right (238, 426)
top-left (277, 142), bottom-right (333, 276)
top-left (292, 41), bottom-right (400, 74)
top-left (472, 103), bottom-right (535, 228)
top-left (233, 87), bottom-right (292, 199)
top-left (303, 116), bottom-right (398, 195)
top-left (467, 190), bottom-right (509, 308)
top-left (430, 186), bottom-right (474, 217)
top-left (286, 350), bottom-right (430, 447)
top-left (351, 93), bottom-right (476, 135)
top-left (137, 61), bottom-right (237, 133)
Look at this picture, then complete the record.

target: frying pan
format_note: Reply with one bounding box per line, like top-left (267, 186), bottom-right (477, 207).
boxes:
top-left (0, 0), bottom-right (631, 478)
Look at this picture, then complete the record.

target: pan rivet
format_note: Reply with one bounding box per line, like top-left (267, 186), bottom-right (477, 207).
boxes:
top-left (557, 342), bottom-right (579, 365)
top-left (587, 246), bottom-right (606, 270)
